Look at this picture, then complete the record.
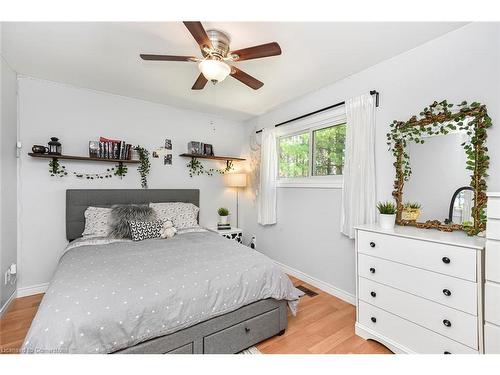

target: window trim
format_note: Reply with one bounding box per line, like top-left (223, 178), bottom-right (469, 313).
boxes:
top-left (276, 107), bottom-right (347, 189)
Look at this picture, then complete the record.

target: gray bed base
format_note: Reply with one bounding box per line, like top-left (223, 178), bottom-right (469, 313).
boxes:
top-left (65, 189), bottom-right (288, 354)
top-left (114, 299), bottom-right (287, 354)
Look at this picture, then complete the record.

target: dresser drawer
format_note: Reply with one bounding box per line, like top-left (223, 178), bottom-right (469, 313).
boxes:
top-left (357, 230), bottom-right (477, 281)
top-left (485, 323), bottom-right (500, 354)
top-left (358, 254), bottom-right (478, 315)
top-left (485, 282), bottom-right (500, 326)
top-left (486, 240), bottom-right (500, 283)
top-left (357, 301), bottom-right (478, 354)
top-left (359, 277), bottom-right (478, 348)
top-left (487, 219), bottom-right (500, 241)
top-left (203, 308), bottom-right (280, 354)
top-left (487, 198), bottom-right (500, 219)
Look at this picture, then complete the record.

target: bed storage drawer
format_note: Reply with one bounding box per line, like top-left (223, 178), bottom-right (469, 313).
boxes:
top-left (358, 254), bottom-right (478, 315)
top-left (204, 308), bottom-right (280, 354)
top-left (165, 342), bottom-right (194, 354)
top-left (357, 231), bottom-right (477, 281)
top-left (358, 301), bottom-right (478, 354)
top-left (358, 277), bottom-right (478, 348)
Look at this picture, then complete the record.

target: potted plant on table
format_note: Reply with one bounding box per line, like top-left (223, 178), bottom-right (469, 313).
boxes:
top-left (377, 201), bottom-right (397, 230)
top-left (218, 207), bottom-right (230, 224)
top-left (402, 202), bottom-right (422, 222)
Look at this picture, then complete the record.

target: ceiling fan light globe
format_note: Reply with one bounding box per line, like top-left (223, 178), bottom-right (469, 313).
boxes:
top-left (198, 59), bottom-right (231, 83)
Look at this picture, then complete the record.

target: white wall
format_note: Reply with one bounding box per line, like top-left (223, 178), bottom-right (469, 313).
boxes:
top-left (240, 23), bottom-right (500, 300)
top-left (0, 24), bottom-right (19, 310)
top-left (17, 77), bottom-right (246, 292)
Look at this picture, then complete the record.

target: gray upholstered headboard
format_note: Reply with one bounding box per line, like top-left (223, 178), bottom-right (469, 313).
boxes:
top-left (66, 189), bottom-right (200, 241)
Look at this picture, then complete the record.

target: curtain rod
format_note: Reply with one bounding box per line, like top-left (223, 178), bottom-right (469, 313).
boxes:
top-left (255, 90), bottom-right (379, 134)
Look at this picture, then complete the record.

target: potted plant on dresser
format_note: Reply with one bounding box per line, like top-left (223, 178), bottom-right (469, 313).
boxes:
top-left (377, 201), bottom-right (396, 229)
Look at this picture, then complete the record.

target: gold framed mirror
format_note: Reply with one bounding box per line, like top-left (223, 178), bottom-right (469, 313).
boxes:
top-left (387, 100), bottom-right (492, 235)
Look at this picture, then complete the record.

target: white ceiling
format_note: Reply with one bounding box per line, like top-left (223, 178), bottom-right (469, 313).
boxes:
top-left (2, 22), bottom-right (466, 121)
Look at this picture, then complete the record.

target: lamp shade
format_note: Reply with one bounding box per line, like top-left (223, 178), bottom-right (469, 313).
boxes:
top-left (198, 59), bottom-right (231, 82)
top-left (224, 173), bottom-right (247, 188)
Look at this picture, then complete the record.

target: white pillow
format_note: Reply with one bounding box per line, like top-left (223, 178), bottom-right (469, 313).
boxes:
top-left (81, 206), bottom-right (112, 237)
top-left (149, 202), bottom-right (199, 229)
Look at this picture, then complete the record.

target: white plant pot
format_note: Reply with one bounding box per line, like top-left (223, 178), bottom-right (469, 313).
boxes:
top-left (379, 213), bottom-right (396, 230)
top-left (219, 215), bottom-right (228, 224)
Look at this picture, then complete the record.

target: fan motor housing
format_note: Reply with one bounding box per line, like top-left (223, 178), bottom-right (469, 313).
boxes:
top-left (203, 29), bottom-right (231, 59)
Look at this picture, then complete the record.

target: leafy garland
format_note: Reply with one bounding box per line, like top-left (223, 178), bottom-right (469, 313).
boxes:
top-left (386, 100), bottom-right (491, 236)
top-left (49, 158), bottom-right (68, 177)
top-left (187, 158), bottom-right (234, 177)
top-left (135, 146), bottom-right (151, 188)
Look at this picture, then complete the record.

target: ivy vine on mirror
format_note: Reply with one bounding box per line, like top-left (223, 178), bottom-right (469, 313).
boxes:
top-left (386, 100), bottom-right (492, 235)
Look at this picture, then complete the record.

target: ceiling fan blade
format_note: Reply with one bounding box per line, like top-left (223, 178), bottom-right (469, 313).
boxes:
top-left (183, 21), bottom-right (213, 50)
top-left (140, 54), bottom-right (196, 62)
top-left (230, 42), bottom-right (281, 61)
top-left (192, 73), bottom-right (208, 90)
top-left (230, 66), bottom-right (263, 90)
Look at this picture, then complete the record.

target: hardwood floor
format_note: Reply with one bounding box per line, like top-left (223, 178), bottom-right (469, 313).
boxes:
top-left (0, 276), bottom-right (392, 354)
top-left (256, 276), bottom-right (392, 354)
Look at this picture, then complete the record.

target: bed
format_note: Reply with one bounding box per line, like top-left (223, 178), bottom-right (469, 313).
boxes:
top-left (21, 189), bottom-right (302, 354)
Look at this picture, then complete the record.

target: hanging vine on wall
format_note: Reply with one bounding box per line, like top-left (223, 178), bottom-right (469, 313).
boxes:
top-left (387, 100), bottom-right (492, 236)
top-left (187, 158), bottom-right (234, 177)
top-left (135, 146), bottom-right (151, 188)
top-left (49, 158), bottom-right (68, 177)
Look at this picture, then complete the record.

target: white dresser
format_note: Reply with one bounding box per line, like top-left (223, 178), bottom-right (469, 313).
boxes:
top-left (355, 224), bottom-right (485, 354)
top-left (485, 192), bottom-right (500, 353)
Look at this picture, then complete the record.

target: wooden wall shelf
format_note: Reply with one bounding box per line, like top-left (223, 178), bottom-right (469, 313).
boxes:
top-left (28, 153), bottom-right (140, 164)
top-left (179, 153), bottom-right (245, 162)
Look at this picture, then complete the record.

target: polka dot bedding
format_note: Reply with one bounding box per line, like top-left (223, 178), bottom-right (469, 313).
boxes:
top-left (20, 231), bottom-right (302, 353)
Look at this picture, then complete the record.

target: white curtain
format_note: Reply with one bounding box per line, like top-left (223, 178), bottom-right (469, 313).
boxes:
top-left (341, 94), bottom-right (377, 238)
top-left (258, 127), bottom-right (278, 225)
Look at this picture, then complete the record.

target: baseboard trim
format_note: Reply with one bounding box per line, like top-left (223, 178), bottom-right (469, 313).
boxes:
top-left (16, 282), bottom-right (49, 298)
top-left (273, 260), bottom-right (356, 305)
top-left (0, 291), bottom-right (16, 318)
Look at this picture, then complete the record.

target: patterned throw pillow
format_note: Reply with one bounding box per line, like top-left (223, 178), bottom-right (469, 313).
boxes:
top-left (128, 220), bottom-right (163, 241)
top-left (108, 204), bottom-right (156, 239)
top-left (81, 207), bottom-right (112, 237)
top-left (150, 202), bottom-right (199, 229)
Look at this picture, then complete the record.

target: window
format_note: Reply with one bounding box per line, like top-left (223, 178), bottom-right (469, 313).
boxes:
top-left (312, 124), bottom-right (346, 176)
top-left (277, 121), bottom-right (346, 188)
top-left (278, 132), bottom-right (310, 178)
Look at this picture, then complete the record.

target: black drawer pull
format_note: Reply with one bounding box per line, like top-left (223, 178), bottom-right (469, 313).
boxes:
top-left (370, 291), bottom-right (377, 297)
top-left (443, 319), bottom-right (452, 327)
top-left (371, 317), bottom-right (377, 323)
top-left (444, 351), bottom-right (451, 354)
top-left (443, 289), bottom-right (452, 297)
top-left (245, 327), bottom-right (251, 333)
top-left (369, 267), bottom-right (376, 274)
top-left (369, 242), bottom-right (376, 248)
top-left (442, 257), bottom-right (451, 264)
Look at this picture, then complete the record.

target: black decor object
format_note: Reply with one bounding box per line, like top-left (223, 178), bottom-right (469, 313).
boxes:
top-left (48, 137), bottom-right (62, 155)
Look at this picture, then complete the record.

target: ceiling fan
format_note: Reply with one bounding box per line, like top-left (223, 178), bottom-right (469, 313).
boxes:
top-left (140, 21), bottom-right (282, 90)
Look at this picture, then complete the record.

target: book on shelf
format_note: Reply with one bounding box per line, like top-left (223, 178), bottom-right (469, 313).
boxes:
top-left (91, 137), bottom-right (133, 160)
top-left (217, 223), bottom-right (232, 230)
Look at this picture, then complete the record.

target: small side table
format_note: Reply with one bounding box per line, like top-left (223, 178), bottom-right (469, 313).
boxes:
top-left (207, 227), bottom-right (243, 243)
